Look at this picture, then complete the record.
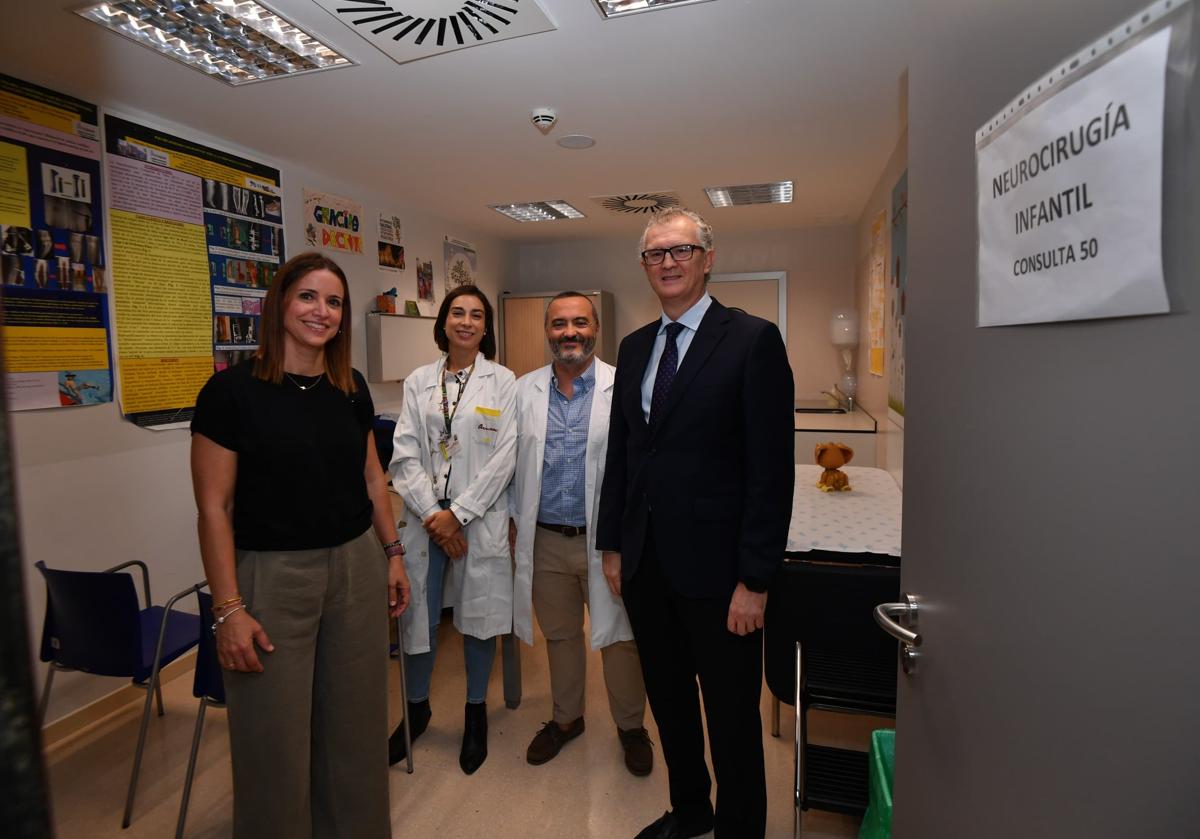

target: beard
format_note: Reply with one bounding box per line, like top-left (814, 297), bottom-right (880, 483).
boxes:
top-left (549, 334), bottom-right (596, 365)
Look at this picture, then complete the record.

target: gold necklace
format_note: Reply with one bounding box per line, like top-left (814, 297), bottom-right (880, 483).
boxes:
top-left (284, 371), bottom-right (325, 391)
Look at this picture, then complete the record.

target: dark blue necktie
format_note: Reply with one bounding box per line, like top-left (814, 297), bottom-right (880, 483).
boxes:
top-left (650, 322), bottom-right (685, 429)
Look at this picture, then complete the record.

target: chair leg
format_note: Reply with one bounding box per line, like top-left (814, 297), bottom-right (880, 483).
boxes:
top-left (794, 641), bottom-right (804, 839)
top-left (501, 633), bottom-right (521, 709)
top-left (771, 695), bottom-right (780, 737)
top-left (38, 665), bottom-right (56, 727)
top-left (175, 699), bottom-right (208, 839)
top-left (122, 669), bottom-right (160, 828)
top-left (395, 616), bottom-right (413, 774)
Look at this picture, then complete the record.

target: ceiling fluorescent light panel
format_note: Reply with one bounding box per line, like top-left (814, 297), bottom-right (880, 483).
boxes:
top-left (75, 1), bottom-right (353, 86)
top-left (489, 201), bottom-right (585, 222)
top-left (594, 0), bottom-right (716, 19)
top-left (704, 180), bottom-right (794, 207)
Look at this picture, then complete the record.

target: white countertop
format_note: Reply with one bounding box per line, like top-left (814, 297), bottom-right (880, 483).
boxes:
top-left (794, 405), bottom-right (877, 433)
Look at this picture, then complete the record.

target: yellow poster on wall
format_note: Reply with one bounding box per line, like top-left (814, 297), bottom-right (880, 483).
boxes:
top-left (0, 73), bottom-right (112, 413)
top-left (0, 141), bottom-right (30, 227)
top-left (105, 114), bottom-right (284, 427)
top-left (868, 211), bottom-right (886, 377)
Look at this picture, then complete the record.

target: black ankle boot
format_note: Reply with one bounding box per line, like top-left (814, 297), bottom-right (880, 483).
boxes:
top-left (388, 699), bottom-right (431, 766)
top-left (459, 701), bottom-right (488, 775)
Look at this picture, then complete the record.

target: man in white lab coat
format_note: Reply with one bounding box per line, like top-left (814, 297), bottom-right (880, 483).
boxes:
top-left (510, 291), bottom-right (652, 775)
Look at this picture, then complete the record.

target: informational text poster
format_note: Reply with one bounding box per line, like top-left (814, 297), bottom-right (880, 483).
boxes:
top-left (304, 188), bottom-right (362, 254)
top-left (105, 115), bottom-right (284, 427)
top-left (888, 172), bottom-right (907, 421)
top-left (868, 210), bottom-right (886, 377)
top-left (976, 27), bottom-right (1170, 326)
top-left (0, 73), bottom-right (112, 411)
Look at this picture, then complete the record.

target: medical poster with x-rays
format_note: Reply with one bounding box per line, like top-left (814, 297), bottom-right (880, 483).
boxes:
top-left (0, 72), bottom-right (113, 412)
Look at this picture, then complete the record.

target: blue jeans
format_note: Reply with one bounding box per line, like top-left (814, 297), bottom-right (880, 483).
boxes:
top-left (405, 534), bottom-right (496, 704)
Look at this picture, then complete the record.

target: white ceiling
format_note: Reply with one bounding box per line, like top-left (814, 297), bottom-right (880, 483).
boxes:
top-left (0, 0), bottom-right (910, 243)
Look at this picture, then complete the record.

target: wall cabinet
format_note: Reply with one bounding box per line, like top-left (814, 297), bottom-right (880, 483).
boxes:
top-left (365, 313), bottom-right (441, 382)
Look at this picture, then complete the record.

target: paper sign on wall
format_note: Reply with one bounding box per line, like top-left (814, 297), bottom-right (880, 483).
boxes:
top-left (304, 188), bottom-right (363, 254)
top-left (975, 25), bottom-right (1171, 326)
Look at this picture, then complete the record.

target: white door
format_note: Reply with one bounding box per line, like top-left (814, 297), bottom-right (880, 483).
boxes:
top-left (894, 1), bottom-right (1200, 836)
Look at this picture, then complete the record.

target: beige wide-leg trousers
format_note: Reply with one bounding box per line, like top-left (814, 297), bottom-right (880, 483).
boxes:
top-left (224, 528), bottom-right (391, 839)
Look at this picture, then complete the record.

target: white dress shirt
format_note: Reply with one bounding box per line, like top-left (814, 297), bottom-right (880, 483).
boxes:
top-left (640, 292), bottom-right (712, 423)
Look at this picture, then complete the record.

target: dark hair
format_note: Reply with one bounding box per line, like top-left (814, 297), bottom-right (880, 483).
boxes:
top-left (544, 291), bottom-right (599, 326)
top-left (254, 251), bottom-right (355, 394)
top-left (434, 285), bottom-right (496, 360)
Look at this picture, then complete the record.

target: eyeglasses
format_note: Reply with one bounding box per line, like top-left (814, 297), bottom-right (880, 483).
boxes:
top-left (640, 244), bottom-right (704, 265)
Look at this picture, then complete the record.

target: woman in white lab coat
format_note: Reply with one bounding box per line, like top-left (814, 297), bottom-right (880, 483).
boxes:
top-left (509, 357), bottom-right (633, 650)
top-left (388, 284), bottom-right (516, 775)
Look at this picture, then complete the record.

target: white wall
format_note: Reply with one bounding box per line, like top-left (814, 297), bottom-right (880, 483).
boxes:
top-left (513, 225), bottom-right (858, 399)
top-left (15, 102), bottom-right (517, 723)
top-left (853, 129), bottom-right (908, 487)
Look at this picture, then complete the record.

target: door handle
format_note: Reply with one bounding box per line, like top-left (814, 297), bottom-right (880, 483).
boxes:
top-left (875, 593), bottom-right (921, 674)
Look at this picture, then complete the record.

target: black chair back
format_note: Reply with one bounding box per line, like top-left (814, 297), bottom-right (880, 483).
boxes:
top-left (764, 555), bottom-right (900, 706)
top-left (36, 561), bottom-right (143, 678)
top-left (373, 416), bottom-right (396, 472)
top-left (193, 591), bottom-right (225, 704)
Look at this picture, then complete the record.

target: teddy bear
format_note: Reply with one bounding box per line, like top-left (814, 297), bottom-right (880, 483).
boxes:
top-left (815, 442), bottom-right (854, 492)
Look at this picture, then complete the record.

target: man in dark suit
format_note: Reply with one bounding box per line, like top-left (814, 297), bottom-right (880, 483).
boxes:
top-left (597, 208), bottom-right (794, 839)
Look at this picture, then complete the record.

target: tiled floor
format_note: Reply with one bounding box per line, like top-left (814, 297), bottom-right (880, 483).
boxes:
top-left (43, 619), bottom-right (887, 838)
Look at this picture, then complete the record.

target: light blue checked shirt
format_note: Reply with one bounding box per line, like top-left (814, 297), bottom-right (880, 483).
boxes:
top-left (537, 360), bottom-right (596, 527)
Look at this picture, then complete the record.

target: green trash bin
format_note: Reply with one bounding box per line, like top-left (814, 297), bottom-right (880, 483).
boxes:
top-left (858, 729), bottom-right (895, 839)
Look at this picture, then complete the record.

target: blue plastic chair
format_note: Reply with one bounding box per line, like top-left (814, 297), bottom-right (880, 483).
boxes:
top-left (35, 560), bottom-right (201, 828)
top-left (175, 587), bottom-right (225, 839)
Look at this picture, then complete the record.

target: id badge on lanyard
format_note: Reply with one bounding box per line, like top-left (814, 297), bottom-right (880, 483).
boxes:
top-left (438, 433), bottom-right (461, 461)
top-left (439, 361), bottom-right (473, 462)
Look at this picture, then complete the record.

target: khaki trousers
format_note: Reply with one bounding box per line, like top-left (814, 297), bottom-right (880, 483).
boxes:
top-left (532, 527), bottom-right (645, 730)
top-left (225, 528), bottom-right (391, 839)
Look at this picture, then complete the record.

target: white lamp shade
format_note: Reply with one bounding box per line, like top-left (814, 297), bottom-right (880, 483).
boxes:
top-left (830, 308), bottom-right (859, 348)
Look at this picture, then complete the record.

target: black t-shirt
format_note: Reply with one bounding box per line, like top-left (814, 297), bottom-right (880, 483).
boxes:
top-left (191, 361), bottom-right (375, 551)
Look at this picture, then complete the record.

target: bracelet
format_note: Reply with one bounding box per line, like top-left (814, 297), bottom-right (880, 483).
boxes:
top-left (382, 539), bottom-right (403, 550)
top-left (210, 604), bottom-right (246, 632)
top-left (212, 595), bottom-right (243, 612)
top-left (385, 544), bottom-right (405, 558)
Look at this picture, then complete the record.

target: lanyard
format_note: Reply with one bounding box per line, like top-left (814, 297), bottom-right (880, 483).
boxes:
top-left (439, 360), bottom-right (474, 439)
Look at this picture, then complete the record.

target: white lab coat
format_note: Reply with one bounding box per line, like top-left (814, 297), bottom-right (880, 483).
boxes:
top-left (509, 359), bottom-right (634, 649)
top-left (390, 353), bottom-right (517, 652)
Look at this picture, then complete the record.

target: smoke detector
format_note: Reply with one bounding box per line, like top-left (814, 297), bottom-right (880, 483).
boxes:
top-left (531, 107), bottom-right (557, 132)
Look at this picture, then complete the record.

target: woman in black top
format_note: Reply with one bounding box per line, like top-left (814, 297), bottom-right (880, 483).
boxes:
top-left (191, 251), bottom-right (409, 838)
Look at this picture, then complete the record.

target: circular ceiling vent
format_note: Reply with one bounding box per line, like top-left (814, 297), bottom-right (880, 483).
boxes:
top-left (312, 0), bottom-right (557, 64)
top-left (593, 192), bottom-right (682, 215)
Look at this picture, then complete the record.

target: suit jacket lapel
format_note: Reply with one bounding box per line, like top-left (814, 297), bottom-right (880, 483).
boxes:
top-left (652, 298), bottom-right (731, 436)
top-left (625, 321), bottom-right (658, 430)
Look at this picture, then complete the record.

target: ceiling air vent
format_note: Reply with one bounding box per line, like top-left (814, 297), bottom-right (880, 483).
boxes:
top-left (591, 192), bottom-right (682, 215)
top-left (311, 0), bottom-right (557, 65)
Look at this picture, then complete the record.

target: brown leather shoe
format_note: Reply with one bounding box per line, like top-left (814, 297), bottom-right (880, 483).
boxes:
top-left (526, 717), bottom-right (585, 765)
top-left (619, 726), bottom-right (654, 776)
